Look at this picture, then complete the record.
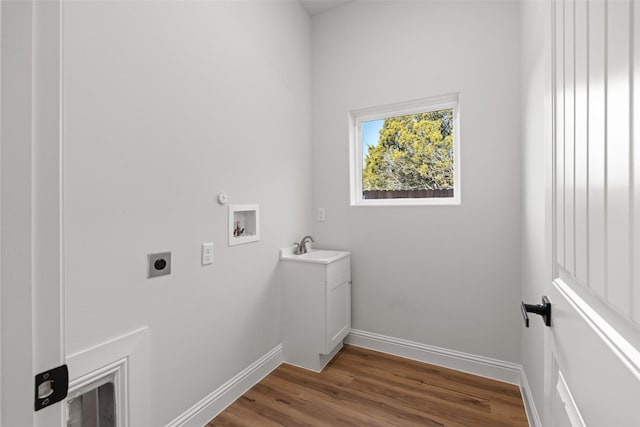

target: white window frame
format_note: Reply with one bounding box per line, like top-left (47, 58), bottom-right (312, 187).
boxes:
top-left (348, 94), bottom-right (461, 206)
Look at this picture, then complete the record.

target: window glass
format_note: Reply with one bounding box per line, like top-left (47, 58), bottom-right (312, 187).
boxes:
top-left (350, 95), bottom-right (460, 206)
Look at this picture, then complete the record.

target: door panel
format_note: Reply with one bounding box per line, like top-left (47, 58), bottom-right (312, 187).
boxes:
top-left (587, 0), bottom-right (606, 299)
top-left (634, 0), bottom-right (640, 326)
top-left (326, 281), bottom-right (349, 352)
top-left (574, 0), bottom-right (588, 286)
top-left (550, 0), bottom-right (640, 425)
top-left (550, 277), bottom-right (640, 426)
top-left (551, 358), bottom-right (585, 427)
top-left (556, 0), bottom-right (637, 315)
top-left (563, 0), bottom-right (576, 277)
top-left (556, 0), bottom-right (566, 269)
top-left (605, 0), bottom-right (631, 316)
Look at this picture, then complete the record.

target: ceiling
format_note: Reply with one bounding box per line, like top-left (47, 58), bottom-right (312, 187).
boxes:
top-left (298, 0), bottom-right (352, 16)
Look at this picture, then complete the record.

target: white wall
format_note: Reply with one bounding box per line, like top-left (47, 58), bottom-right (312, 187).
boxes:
top-left (1, 2), bottom-right (34, 425)
top-left (62, 1), bottom-right (311, 424)
top-left (520, 0), bottom-right (549, 422)
top-left (311, 1), bottom-right (522, 362)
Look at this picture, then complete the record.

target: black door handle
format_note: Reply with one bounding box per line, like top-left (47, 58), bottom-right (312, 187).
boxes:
top-left (521, 296), bottom-right (551, 327)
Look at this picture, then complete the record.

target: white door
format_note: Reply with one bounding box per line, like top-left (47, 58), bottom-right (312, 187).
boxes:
top-left (547, 0), bottom-right (640, 425)
top-left (1, 1), bottom-right (65, 426)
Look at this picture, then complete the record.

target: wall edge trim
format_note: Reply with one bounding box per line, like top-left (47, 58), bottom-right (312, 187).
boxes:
top-left (345, 329), bottom-right (521, 384)
top-left (67, 327), bottom-right (151, 426)
top-left (519, 366), bottom-right (542, 427)
top-left (166, 344), bottom-right (283, 427)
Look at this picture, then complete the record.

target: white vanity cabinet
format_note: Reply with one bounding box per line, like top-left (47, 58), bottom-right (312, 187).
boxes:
top-left (280, 250), bottom-right (351, 372)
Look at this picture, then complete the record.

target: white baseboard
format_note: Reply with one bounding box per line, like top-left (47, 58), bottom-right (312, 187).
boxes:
top-left (346, 329), bottom-right (546, 426)
top-left (166, 344), bottom-right (283, 427)
top-left (519, 367), bottom-right (542, 427)
top-left (167, 333), bottom-right (541, 427)
top-left (345, 329), bottom-right (521, 385)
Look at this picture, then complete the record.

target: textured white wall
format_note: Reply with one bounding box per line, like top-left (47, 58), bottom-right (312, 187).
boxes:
top-left (311, 1), bottom-right (522, 362)
top-left (62, 2), bottom-right (311, 424)
top-left (520, 0), bottom-right (549, 422)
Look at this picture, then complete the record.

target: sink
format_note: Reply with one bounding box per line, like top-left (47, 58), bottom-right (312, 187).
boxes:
top-left (280, 247), bottom-right (350, 264)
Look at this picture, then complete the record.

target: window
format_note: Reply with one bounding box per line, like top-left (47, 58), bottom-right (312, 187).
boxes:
top-left (349, 94), bottom-right (460, 206)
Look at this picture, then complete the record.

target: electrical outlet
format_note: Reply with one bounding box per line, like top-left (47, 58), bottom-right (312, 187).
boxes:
top-left (202, 243), bottom-right (214, 265)
top-left (148, 252), bottom-right (171, 278)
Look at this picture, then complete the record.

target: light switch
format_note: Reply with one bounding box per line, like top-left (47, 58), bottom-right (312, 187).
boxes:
top-left (202, 243), bottom-right (214, 265)
top-left (317, 208), bottom-right (326, 222)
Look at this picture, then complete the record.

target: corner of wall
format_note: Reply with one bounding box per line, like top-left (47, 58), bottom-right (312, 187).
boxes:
top-left (519, 366), bottom-right (542, 427)
top-left (166, 345), bottom-right (283, 427)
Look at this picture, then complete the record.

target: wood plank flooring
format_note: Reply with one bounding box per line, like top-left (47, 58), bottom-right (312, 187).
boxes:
top-left (209, 345), bottom-right (528, 426)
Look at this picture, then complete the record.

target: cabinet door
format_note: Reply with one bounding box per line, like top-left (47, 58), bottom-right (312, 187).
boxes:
top-left (325, 279), bottom-right (350, 353)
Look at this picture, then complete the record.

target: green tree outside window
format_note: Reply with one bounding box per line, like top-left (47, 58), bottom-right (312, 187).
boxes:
top-left (363, 109), bottom-right (454, 191)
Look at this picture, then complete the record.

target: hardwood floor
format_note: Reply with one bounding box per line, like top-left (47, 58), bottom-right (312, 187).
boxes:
top-left (209, 345), bottom-right (528, 426)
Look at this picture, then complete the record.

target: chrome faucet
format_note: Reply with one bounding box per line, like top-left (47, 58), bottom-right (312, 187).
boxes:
top-left (294, 235), bottom-right (314, 255)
